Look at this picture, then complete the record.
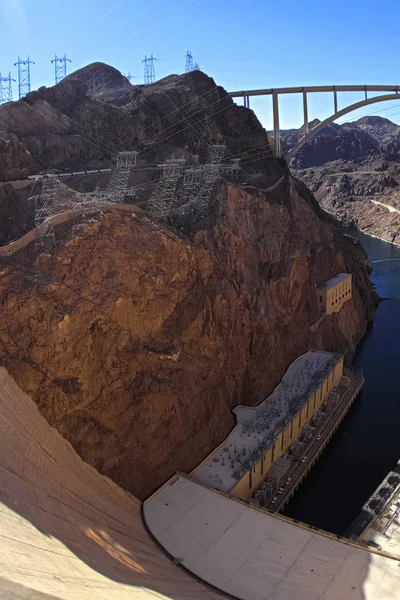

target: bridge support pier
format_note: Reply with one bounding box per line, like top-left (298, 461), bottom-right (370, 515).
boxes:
top-left (272, 92), bottom-right (282, 158)
top-left (303, 91), bottom-right (309, 134)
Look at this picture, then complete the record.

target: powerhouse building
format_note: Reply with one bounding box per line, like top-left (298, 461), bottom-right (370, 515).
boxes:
top-left (317, 273), bottom-right (352, 315)
top-left (192, 350), bottom-right (344, 498)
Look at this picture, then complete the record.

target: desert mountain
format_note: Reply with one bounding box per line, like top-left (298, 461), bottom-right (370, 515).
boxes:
top-left (0, 63), bottom-right (378, 499)
top-left (281, 115), bottom-right (400, 244)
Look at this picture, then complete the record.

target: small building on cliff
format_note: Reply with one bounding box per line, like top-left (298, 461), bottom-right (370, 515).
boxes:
top-left (191, 350), bottom-right (344, 499)
top-left (317, 273), bottom-right (352, 315)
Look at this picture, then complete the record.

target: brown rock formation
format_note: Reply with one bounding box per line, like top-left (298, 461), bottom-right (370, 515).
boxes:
top-left (281, 116), bottom-right (400, 244)
top-left (0, 63), bottom-right (276, 243)
top-left (0, 173), bottom-right (377, 499)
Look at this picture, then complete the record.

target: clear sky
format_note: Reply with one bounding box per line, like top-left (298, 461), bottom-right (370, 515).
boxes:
top-left (2, 0), bottom-right (400, 129)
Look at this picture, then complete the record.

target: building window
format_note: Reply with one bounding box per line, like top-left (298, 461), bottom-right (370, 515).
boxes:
top-left (319, 295), bottom-right (322, 303)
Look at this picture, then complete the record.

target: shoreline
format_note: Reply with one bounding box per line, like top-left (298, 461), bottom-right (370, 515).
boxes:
top-left (358, 227), bottom-right (400, 248)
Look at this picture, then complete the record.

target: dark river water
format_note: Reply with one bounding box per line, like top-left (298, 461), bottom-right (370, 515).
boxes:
top-left (283, 229), bottom-right (400, 535)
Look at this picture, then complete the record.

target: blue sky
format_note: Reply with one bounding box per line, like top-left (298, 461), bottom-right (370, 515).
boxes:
top-left (2, 0), bottom-right (400, 129)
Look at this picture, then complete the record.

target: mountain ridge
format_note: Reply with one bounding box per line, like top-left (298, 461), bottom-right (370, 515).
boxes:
top-left (281, 114), bottom-right (400, 244)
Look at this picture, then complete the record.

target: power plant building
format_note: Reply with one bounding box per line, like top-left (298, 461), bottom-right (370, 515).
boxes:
top-left (317, 273), bottom-right (352, 315)
top-left (192, 350), bottom-right (344, 498)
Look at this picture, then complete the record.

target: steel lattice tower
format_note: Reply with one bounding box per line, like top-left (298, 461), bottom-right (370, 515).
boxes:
top-left (149, 159), bottom-right (185, 216)
top-left (51, 54), bottom-right (71, 84)
top-left (124, 72), bottom-right (133, 83)
top-left (0, 73), bottom-right (16, 104)
top-left (14, 56), bottom-right (35, 98)
top-left (106, 151), bottom-right (138, 200)
top-left (33, 174), bottom-right (59, 248)
top-left (209, 143), bottom-right (226, 163)
top-left (185, 51), bottom-right (195, 72)
top-left (142, 55), bottom-right (157, 84)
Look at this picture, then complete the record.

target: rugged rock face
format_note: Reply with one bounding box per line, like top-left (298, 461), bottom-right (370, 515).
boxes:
top-left (0, 62), bottom-right (274, 243)
top-left (0, 182), bottom-right (377, 500)
top-left (0, 62), bottom-right (271, 179)
top-left (0, 65), bottom-right (378, 499)
top-left (282, 116), bottom-right (400, 244)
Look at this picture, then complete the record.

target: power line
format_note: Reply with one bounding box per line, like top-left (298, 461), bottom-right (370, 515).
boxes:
top-left (74, 91), bottom-right (237, 173)
top-left (336, 101), bottom-right (400, 125)
top-left (22, 97), bottom-right (121, 157)
top-left (97, 0), bottom-right (197, 59)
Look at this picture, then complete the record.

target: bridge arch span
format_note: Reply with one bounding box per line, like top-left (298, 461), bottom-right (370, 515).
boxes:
top-left (287, 93), bottom-right (400, 157)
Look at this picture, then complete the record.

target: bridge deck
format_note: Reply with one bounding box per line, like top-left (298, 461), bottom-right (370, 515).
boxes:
top-left (229, 84), bottom-right (400, 97)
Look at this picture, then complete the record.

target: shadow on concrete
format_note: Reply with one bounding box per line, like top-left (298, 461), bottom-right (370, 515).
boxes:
top-left (0, 367), bottom-right (221, 599)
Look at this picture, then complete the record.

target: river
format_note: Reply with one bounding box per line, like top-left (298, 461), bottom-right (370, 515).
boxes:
top-left (283, 229), bottom-right (400, 535)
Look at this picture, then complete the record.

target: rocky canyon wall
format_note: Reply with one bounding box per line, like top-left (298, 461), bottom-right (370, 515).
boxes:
top-left (0, 172), bottom-right (377, 499)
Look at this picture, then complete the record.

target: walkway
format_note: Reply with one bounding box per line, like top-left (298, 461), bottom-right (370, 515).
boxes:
top-left (0, 203), bottom-right (139, 257)
top-left (145, 474), bottom-right (400, 600)
top-left (272, 371), bottom-right (364, 512)
top-left (370, 198), bottom-right (400, 214)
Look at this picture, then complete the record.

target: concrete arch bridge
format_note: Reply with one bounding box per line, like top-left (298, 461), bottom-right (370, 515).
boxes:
top-left (229, 85), bottom-right (400, 158)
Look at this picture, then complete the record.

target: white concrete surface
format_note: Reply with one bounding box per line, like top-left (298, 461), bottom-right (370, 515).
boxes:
top-left (192, 350), bottom-right (341, 493)
top-left (0, 368), bottom-right (221, 600)
top-left (144, 475), bottom-right (400, 600)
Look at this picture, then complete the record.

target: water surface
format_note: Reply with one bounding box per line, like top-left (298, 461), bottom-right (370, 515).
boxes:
top-left (283, 229), bottom-right (400, 534)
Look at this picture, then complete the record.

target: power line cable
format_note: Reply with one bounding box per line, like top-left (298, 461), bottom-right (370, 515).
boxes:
top-left (22, 94), bottom-right (122, 158)
top-left (97, 0), bottom-right (198, 59)
top-left (77, 89), bottom-right (234, 171)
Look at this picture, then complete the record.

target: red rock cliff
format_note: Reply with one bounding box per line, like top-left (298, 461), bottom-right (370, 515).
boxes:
top-left (0, 173), bottom-right (377, 499)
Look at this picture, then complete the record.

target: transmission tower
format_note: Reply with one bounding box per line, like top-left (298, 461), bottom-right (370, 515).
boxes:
top-left (106, 151), bottom-right (138, 200)
top-left (85, 73), bottom-right (106, 97)
top-left (0, 73), bottom-right (16, 104)
top-left (177, 166), bottom-right (204, 209)
top-left (51, 54), bottom-right (71, 84)
top-left (124, 72), bottom-right (133, 83)
top-left (185, 51), bottom-right (195, 72)
top-left (14, 56), bottom-right (35, 98)
top-left (148, 159), bottom-right (186, 216)
top-left (210, 143), bottom-right (226, 163)
top-left (142, 55), bottom-right (157, 84)
top-left (33, 174), bottom-right (59, 248)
